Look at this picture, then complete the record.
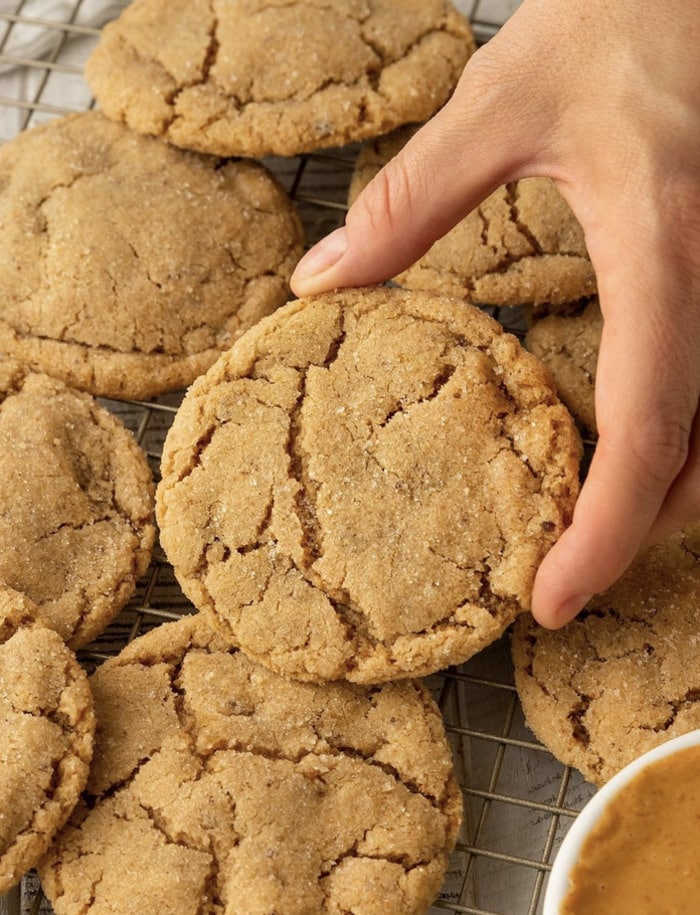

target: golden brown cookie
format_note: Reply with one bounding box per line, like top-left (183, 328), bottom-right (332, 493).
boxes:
top-left (157, 286), bottom-right (581, 683)
top-left (349, 127), bottom-right (596, 306)
top-left (0, 587), bottom-right (95, 893)
top-left (0, 358), bottom-right (155, 647)
top-left (39, 613), bottom-right (462, 915)
top-left (85, 0), bottom-right (475, 158)
top-left (512, 525), bottom-right (700, 786)
top-left (525, 298), bottom-right (601, 436)
top-left (0, 111), bottom-right (303, 400)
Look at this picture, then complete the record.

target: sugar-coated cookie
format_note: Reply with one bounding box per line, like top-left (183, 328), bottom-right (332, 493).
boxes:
top-left (525, 298), bottom-right (601, 436)
top-left (512, 526), bottom-right (700, 785)
top-left (0, 111), bottom-right (303, 399)
top-left (39, 614), bottom-right (462, 915)
top-left (157, 286), bottom-right (581, 683)
top-left (0, 588), bottom-right (94, 892)
top-left (349, 127), bottom-right (596, 306)
top-left (85, 0), bottom-right (475, 157)
top-left (0, 358), bottom-right (155, 647)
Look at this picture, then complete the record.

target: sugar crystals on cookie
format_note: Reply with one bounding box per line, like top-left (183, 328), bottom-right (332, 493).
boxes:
top-left (349, 126), bottom-right (597, 307)
top-left (0, 587), bottom-right (95, 893)
top-left (85, 0), bottom-right (475, 157)
top-left (39, 614), bottom-right (462, 915)
top-left (512, 525), bottom-right (700, 785)
top-left (157, 285), bottom-right (581, 683)
top-left (0, 358), bottom-right (155, 648)
top-left (0, 111), bottom-right (304, 400)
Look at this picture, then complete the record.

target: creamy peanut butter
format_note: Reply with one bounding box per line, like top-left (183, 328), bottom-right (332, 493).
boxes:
top-left (562, 744), bottom-right (700, 914)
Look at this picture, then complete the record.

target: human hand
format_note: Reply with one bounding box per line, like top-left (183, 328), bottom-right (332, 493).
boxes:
top-left (290, 0), bottom-right (700, 628)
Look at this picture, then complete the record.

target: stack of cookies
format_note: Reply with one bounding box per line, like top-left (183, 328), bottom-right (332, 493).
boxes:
top-left (1, 1), bottom-right (696, 913)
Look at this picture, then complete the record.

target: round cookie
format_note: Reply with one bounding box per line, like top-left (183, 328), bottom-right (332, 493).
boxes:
top-left (349, 126), bottom-right (596, 306)
top-left (525, 298), bottom-right (601, 436)
top-left (512, 525), bottom-right (700, 786)
top-left (0, 110), bottom-right (304, 400)
top-left (84, 0), bottom-right (475, 157)
top-left (39, 613), bottom-right (462, 915)
top-left (0, 587), bottom-right (95, 893)
top-left (0, 358), bottom-right (155, 648)
top-left (157, 286), bottom-right (581, 683)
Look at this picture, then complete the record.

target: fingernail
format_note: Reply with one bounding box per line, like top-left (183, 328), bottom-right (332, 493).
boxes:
top-left (556, 594), bottom-right (594, 626)
top-left (291, 227), bottom-right (347, 294)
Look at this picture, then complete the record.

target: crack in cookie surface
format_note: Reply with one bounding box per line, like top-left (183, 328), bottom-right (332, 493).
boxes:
top-left (84, 0), bottom-right (475, 157)
top-left (513, 525), bottom-right (700, 785)
top-left (39, 615), bottom-right (461, 915)
top-left (158, 288), bottom-right (580, 683)
top-left (0, 363), bottom-right (154, 647)
top-left (349, 129), bottom-right (596, 306)
top-left (0, 589), bottom-right (94, 893)
top-left (0, 111), bottom-right (303, 399)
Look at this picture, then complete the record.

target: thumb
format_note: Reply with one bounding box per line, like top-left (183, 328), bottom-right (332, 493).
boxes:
top-left (290, 40), bottom-right (557, 297)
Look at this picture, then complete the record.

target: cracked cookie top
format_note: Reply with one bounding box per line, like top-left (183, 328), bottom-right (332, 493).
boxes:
top-left (512, 525), bottom-right (700, 786)
top-left (157, 286), bottom-right (581, 683)
top-left (0, 587), bottom-right (95, 893)
top-left (84, 0), bottom-right (475, 157)
top-left (39, 613), bottom-right (462, 915)
top-left (349, 127), bottom-right (597, 307)
top-left (0, 111), bottom-right (304, 400)
top-left (0, 358), bottom-right (155, 648)
top-left (525, 298), bottom-right (602, 437)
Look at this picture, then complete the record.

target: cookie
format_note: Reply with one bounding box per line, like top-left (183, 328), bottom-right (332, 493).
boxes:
top-left (512, 525), bottom-right (700, 786)
top-left (525, 298), bottom-right (601, 436)
top-left (39, 613), bottom-right (462, 915)
top-left (0, 587), bottom-right (95, 893)
top-left (0, 358), bottom-right (155, 647)
top-left (157, 285), bottom-right (581, 683)
top-left (349, 126), bottom-right (596, 306)
top-left (84, 0), bottom-right (475, 158)
top-left (0, 111), bottom-right (304, 400)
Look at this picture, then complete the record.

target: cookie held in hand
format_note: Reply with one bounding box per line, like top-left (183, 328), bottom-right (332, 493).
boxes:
top-left (157, 286), bottom-right (581, 683)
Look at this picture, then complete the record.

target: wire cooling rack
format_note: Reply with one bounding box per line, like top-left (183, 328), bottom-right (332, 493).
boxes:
top-left (0, 2), bottom-right (598, 913)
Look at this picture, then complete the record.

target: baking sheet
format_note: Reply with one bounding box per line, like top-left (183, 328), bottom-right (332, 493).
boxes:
top-left (0, 2), bottom-right (598, 913)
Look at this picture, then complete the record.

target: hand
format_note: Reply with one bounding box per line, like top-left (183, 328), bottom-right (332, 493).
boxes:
top-left (291, 0), bottom-right (700, 627)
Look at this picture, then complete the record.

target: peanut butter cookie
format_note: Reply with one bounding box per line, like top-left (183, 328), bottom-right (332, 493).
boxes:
top-left (157, 286), bottom-right (581, 683)
top-left (349, 127), bottom-right (596, 306)
top-left (39, 614), bottom-right (462, 915)
top-left (0, 111), bottom-right (303, 399)
top-left (512, 525), bottom-right (700, 786)
top-left (85, 0), bottom-right (475, 157)
top-left (0, 587), bottom-right (94, 893)
top-left (0, 358), bottom-right (155, 647)
top-left (525, 298), bottom-right (601, 436)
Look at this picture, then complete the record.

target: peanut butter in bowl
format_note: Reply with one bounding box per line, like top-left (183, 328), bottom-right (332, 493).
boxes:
top-left (544, 730), bottom-right (700, 915)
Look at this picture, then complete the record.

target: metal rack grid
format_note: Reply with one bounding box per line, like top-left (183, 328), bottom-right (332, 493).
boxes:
top-left (0, 2), bottom-right (598, 913)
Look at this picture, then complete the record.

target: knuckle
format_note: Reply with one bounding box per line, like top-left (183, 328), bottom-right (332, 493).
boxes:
top-left (454, 43), bottom-right (511, 111)
top-left (626, 415), bottom-right (691, 489)
top-left (348, 152), bottom-right (426, 240)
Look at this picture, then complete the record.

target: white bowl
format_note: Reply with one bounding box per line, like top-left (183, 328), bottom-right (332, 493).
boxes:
top-left (543, 729), bottom-right (700, 914)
